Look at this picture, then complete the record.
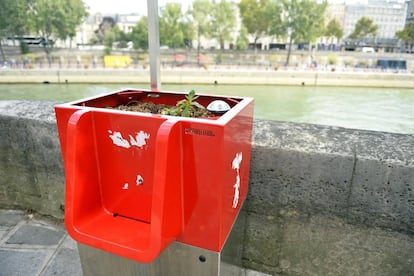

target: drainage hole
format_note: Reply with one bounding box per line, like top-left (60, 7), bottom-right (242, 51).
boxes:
top-left (199, 255), bottom-right (206, 262)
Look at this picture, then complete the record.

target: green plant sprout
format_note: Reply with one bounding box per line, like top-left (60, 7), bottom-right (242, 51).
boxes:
top-left (162, 90), bottom-right (205, 117)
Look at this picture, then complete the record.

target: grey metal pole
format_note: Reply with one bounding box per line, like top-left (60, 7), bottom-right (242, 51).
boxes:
top-left (147, 0), bottom-right (161, 90)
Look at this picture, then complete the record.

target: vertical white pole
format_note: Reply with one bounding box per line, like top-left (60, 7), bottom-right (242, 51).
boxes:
top-left (147, 0), bottom-right (161, 90)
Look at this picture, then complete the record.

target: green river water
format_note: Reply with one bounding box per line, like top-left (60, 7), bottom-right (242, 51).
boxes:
top-left (1, 83), bottom-right (413, 135)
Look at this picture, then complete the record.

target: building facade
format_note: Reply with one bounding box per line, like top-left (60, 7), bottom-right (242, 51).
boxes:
top-left (406, 0), bottom-right (414, 22)
top-left (344, 0), bottom-right (407, 46)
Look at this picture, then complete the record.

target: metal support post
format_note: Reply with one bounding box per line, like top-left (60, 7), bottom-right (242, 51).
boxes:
top-left (147, 0), bottom-right (161, 90)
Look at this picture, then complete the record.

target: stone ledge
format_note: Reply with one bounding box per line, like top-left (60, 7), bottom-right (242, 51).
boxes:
top-left (250, 120), bottom-right (414, 234)
top-left (0, 100), bottom-right (413, 233)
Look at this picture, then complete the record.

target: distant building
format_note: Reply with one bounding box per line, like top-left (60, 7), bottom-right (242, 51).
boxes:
top-left (326, 3), bottom-right (347, 28)
top-left (75, 13), bottom-right (103, 46)
top-left (344, 0), bottom-right (407, 47)
top-left (406, 0), bottom-right (414, 22)
top-left (117, 14), bottom-right (141, 33)
top-left (70, 13), bottom-right (140, 48)
top-left (319, 3), bottom-right (346, 48)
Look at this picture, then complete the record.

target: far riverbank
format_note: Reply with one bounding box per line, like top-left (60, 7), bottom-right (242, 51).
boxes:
top-left (1, 67), bottom-right (414, 88)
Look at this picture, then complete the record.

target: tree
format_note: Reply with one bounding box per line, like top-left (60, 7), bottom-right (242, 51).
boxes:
top-left (349, 17), bottom-right (378, 43)
top-left (211, 0), bottom-right (236, 50)
top-left (94, 16), bottom-right (116, 44)
top-left (236, 25), bottom-right (249, 50)
top-left (325, 19), bottom-right (343, 44)
top-left (60, 0), bottom-right (89, 47)
top-left (181, 12), bottom-right (195, 49)
top-left (28, 0), bottom-right (87, 56)
top-left (396, 22), bottom-right (414, 51)
top-left (189, 0), bottom-right (213, 53)
top-left (271, 0), bottom-right (327, 66)
top-left (238, 0), bottom-right (273, 51)
top-left (103, 26), bottom-right (121, 55)
top-left (0, 0), bottom-right (31, 60)
top-left (130, 16), bottom-right (148, 50)
top-left (159, 3), bottom-right (189, 49)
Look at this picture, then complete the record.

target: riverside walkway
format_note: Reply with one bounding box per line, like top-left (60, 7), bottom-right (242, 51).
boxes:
top-left (1, 208), bottom-right (414, 275)
top-left (0, 209), bottom-right (271, 276)
top-left (1, 66), bottom-right (414, 87)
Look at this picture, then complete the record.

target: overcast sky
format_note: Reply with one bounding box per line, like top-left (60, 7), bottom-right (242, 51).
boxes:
top-left (83, 0), bottom-right (194, 15)
top-left (83, 0), bottom-right (405, 15)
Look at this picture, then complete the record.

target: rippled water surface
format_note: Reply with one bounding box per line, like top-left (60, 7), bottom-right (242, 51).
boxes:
top-left (1, 83), bottom-right (413, 134)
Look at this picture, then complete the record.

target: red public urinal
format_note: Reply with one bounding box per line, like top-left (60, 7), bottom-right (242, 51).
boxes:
top-left (55, 89), bottom-right (254, 264)
top-left (62, 108), bottom-right (183, 263)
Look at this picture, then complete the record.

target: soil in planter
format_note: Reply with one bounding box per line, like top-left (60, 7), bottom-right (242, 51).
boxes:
top-left (110, 101), bottom-right (214, 118)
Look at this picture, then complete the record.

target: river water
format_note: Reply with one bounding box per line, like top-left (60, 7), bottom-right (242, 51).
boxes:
top-left (1, 83), bottom-right (413, 135)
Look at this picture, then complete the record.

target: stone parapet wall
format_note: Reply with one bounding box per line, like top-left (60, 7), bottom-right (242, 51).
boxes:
top-left (249, 120), bottom-right (414, 234)
top-left (1, 100), bottom-right (413, 231)
top-left (0, 101), bottom-right (64, 218)
top-left (1, 100), bottom-right (413, 274)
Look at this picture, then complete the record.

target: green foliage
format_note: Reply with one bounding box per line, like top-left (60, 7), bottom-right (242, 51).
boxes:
top-left (271, 0), bottom-right (327, 66)
top-left (282, 0), bottom-right (328, 43)
top-left (236, 25), bottom-right (249, 50)
top-left (61, 0), bottom-right (89, 40)
top-left (211, 0), bottom-right (237, 49)
top-left (130, 17), bottom-right (148, 50)
top-left (239, 0), bottom-right (273, 44)
top-left (0, 0), bottom-right (29, 37)
top-left (325, 19), bottom-right (343, 43)
top-left (162, 90), bottom-right (205, 117)
top-left (103, 26), bottom-right (121, 54)
top-left (0, 0), bottom-right (87, 51)
top-left (89, 37), bottom-right (100, 45)
top-left (20, 41), bottom-right (30, 54)
top-left (27, 0), bottom-right (87, 55)
top-left (216, 53), bottom-right (223, 64)
top-left (182, 19), bottom-right (195, 48)
top-left (104, 47), bottom-right (112, 55)
top-left (396, 22), bottom-right (414, 43)
top-left (0, 0), bottom-right (31, 57)
top-left (349, 17), bottom-right (378, 41)
top-left (327, 54), bottom-right (337, 65)
top-left (190, 0), bottom-right (213, 50)
top-left (159, 3), bottom-right (190, 48)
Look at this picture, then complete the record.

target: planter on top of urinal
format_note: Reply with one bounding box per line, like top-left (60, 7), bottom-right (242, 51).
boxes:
top-left (55, 89), bottom-right (254, 263)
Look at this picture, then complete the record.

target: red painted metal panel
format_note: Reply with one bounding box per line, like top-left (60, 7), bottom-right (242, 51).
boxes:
top-left (55, 89), bottom-right (254, 263)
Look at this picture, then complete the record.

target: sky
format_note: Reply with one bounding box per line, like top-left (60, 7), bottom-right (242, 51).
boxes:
top-left (83, 0), bottom-right (194, 15)
top-left (83, 0), bottom-right (406, 15)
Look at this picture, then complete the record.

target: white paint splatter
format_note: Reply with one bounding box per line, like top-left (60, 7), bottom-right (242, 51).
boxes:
top-left (108, 130), bottom-right (150, 149)
top-left (109, 131), bottom-right (130, 148)
top-left (122, 183), bottom-right (129, 190)
top-left (232, 152), bottom-right (243, 208)
top-left (130, 131), bottom-right (150, 148)
top-left (232, 152), bottom-right (242, 170)
top-left (136, 175), bottom-right (144, 186)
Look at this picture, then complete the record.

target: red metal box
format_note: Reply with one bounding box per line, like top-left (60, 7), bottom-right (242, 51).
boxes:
top-left (55, 89), bottom-right (254, 263)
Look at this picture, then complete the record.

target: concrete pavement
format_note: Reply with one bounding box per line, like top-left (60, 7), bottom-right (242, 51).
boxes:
top-left (0, 209), bottom-right (272, 276)
top-left (1, 208), bottom-right (414, 275)
top-left (0, 209), bottom-right (81, 276)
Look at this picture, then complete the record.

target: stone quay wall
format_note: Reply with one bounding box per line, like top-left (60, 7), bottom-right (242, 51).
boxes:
top-left (1, 68), bottom-right (414, 87)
